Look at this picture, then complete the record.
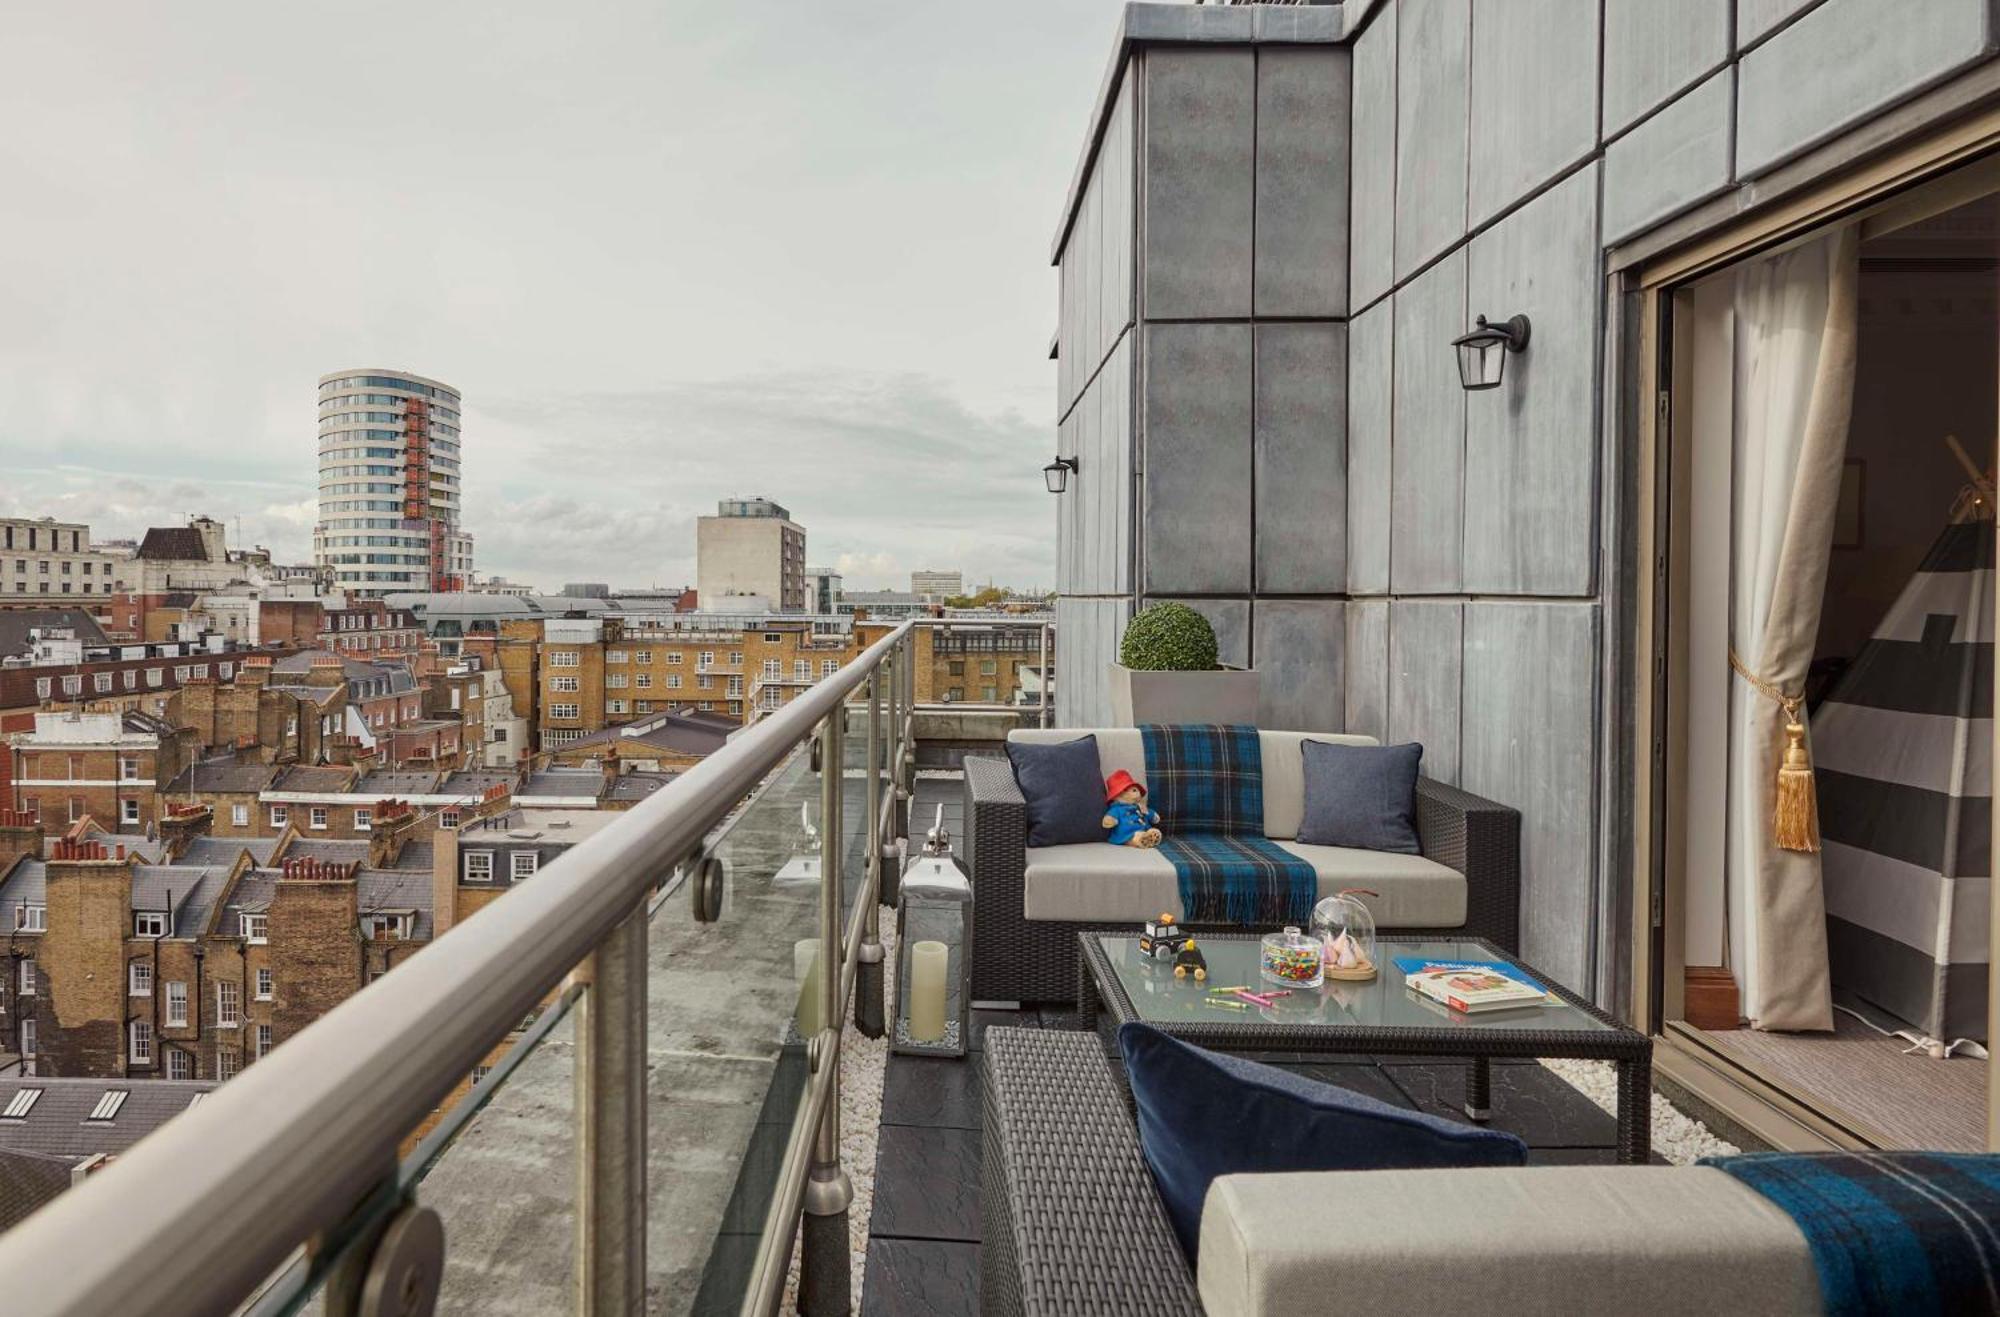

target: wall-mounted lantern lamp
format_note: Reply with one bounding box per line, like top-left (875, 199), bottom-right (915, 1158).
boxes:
top-left (1451, 314), bottom-right (1531, 391)
top-left (1043, 456), bottom-right (1080, 494)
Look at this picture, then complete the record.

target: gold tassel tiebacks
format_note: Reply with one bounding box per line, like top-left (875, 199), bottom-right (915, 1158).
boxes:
top-left (1730, 649), bottom-right (1821, 854)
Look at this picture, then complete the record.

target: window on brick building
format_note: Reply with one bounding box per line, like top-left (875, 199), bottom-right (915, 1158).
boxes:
top-left (549, 651), bottom-right (579, 667)
top-left (464, 851), bottom-right (494, 882)
top-left (666, 674), bottom-right (682, 690)
top-left (635, 650), bottom-right (653, 665)
top-left (15, 905), bottom-right (43, 933)
top-left (605, 673), bottom-right (627, 689)
top-left (93, 672), bottom-right (111, 693)
top-left (607, 699), bottom-right (627, 715)
top-left (20, 1019), bottom-right (34, 1060)
top-left (166, 982), bottom-right (188, 1027)
top-left (217, 1048), bottom-right (239, 1080)
top-left (511, 852), bottom-right (538, 881)
top-left (254, 1024), bottom-right (272, 1060)
top-left (364, 913), bottom-right (413, 941)
top-left (607, 649), bottom-right (628, 664)
top-left (18, 958), bottom-right (35, 995)
top-left (635, 673), bottom-right (651, 689)
top-left (822, 660), bottom-right (839, 678)
top-left (697, 651), bottom-right (715, 670)
top-left (270, 805), bottom-right (289, 828)
top-left (665, 652), bottom-right (682, 665)
top-left (309, 807), bottom-right (328, 830)
top-left (256, 968), bottom-right (273, 1000)
top-left (762, 659), bottom-right (780, 680)
top-left (134, 912), bottom-right (166, 938)
top-left (550, 703), bottom-right (580, 719)
top-left (217, 980), bottom-right (241, 1028)
top-left (121, 798), bottom-right (140, 825)
top-left (551, 676), bottom-right (579, 693)
top-left (129, 1021), bottom-right (152, 1066)
top-left (439, 809), bottom-right (461, 830)
top-left (353, 808), bottom-right (372, 832)
top-left (231, 804), bottom-right (249, 827)
top-left (241, 913), bottom-right (268, 943)
top-left (167, 1050), bottom-right (192, 1080)
top-left (129, 960), bottom-right (151, 996)
top-left (635, 700), bottom-right (652, 714)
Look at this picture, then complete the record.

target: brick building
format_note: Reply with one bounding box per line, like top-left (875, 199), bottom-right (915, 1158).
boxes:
top-left (318, 602), bottom-right (424, 658)
top-left (6, 710), bottom-right (194, 833)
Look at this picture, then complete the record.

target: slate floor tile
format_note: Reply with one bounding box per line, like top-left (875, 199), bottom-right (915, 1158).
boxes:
top-left (1382, 1062), bottom-right (1619, 1147)
top-left (881, 1057), bottom-right (983, 1130)
top-left (870, 1124), bottom-right (982, 1243)
top-left (966, 1008), bottom-right (1038, 1051)
top-left (861, 1239), bottom-right (980, 1316)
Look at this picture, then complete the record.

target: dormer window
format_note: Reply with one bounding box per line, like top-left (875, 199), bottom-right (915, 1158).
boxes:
top-left (510, 852), bottom-right (539, 881)
top-left (464, 851), bottom-right (494, 882)
top-left (241, 912), bottom-right (268, 943)
top-left (134, 911), bottom-right (167, 939)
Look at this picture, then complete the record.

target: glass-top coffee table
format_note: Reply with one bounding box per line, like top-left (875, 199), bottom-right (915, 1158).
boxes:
top-left (1077, 932), bottom-right (1654, 1163)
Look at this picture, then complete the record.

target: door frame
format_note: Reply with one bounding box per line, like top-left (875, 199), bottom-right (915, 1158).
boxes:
top-left (1621, 107), bottom-right (2000, 1152)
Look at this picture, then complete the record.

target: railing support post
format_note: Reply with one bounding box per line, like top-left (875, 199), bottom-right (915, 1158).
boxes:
top-left (856, 674), bottom-right (886, 1039)
top-left (889, 647), bottom-right (910, 845)
top-left (801, 713), bottom-right (852, 1316)
top-left (1038, 621), bottom-right (1051, 728)
top-left (575, 901), bottom-right (647, 1316)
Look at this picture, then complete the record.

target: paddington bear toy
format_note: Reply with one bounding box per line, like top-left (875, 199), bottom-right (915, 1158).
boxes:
top-left (1102, 770), bottom-right (1164, 848)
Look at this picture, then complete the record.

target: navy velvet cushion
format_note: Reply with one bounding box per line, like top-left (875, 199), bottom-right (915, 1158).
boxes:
top-left (1298, 739), bottom-right (1424, 853)
top-left (1118, 1022), bottom-right (1525, 1260)
top-left (1004, 735), bottom-right (1105, 848)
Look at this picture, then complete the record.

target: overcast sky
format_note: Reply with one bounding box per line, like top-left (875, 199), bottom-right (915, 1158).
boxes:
top-left (0, 1), bottom-right (1130, 591)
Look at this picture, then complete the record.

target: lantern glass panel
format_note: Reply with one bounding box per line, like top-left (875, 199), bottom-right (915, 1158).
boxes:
top-left (1044, 461), bottom-right (1068, 494)
top-left (1457, 337), bottom-right (1505, 390)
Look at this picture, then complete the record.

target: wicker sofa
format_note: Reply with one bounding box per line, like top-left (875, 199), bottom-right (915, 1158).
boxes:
top-left (964, 728), bottom-right (1521, 1003)
top-left (982, 1027), bottom-right (1823, 1317)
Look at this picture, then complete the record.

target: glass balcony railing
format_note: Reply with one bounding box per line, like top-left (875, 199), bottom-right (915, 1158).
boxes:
top-left (0, 620), bottom-right (948, 1317)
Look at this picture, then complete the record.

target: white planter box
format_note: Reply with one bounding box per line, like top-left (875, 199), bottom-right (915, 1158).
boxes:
top-left (1107, 663), bottom-right (1261, 726)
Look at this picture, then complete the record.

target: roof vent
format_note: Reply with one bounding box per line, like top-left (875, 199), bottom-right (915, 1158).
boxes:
top-left (3, 1089), bottom-right (42, 1119)
top-left (87, 1090), bottom-right (129, 1122)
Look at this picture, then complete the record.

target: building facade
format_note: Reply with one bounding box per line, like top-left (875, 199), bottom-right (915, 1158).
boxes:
top-left (7, 710), bottom-right (193, 832)
top-left (314, 369), bottom-right (469, 598)
top-left (0, 520), bottom-right (123, 606)
top-left (805, 567), bottom-right (843, 615)
top-left (909, 569), bottom-right (963, 601)
top-left (696, 498), bottom-right (806, 612)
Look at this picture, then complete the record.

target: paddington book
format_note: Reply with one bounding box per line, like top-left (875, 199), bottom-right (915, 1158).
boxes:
top-left (1395, 958), bottom-right (1548, 1014)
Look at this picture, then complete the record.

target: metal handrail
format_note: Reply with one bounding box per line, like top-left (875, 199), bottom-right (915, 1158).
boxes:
top-left (0, 621), bottom-right (918, 1317)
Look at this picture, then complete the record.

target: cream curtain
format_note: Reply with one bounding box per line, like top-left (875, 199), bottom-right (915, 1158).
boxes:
top-left (1726, 226), bottom-right (1859, 1032)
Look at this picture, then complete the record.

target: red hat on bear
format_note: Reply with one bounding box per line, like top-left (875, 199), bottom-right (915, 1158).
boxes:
top-left (1105, 770), bottom-right (1144, 804)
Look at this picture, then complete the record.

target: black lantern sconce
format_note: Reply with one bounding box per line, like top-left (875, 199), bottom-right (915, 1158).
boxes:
top-left (1043, 456), bottom-right (1079, 494)
top-left (1451, 314), bottom-right (1531, 392)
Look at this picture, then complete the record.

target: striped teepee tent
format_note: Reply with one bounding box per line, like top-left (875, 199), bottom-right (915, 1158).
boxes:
top-left (1813, 499), bottom-right (1992, 1044)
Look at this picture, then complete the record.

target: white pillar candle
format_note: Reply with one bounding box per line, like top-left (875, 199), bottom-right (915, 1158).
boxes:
top-left (794, 937), bottom-right (822, 1039)
top-left (908, 940), bottom-right (950, 1043)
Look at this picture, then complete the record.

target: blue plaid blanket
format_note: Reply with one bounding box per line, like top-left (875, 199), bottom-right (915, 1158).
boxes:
top-left (1704, 1151), bottom-right (2000, 1315)
top-left (1140, 724), bottom-right (1317, 925)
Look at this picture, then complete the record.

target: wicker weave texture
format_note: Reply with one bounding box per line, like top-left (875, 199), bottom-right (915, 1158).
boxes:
top-left (981, 1028), bottom-right (1199, 1316)
top-left (965, 756), bottom-right (1524, 1004)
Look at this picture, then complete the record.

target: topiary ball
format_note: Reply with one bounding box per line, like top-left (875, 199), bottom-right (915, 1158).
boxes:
top-left (1119, 602), bottom-right (1219, 672)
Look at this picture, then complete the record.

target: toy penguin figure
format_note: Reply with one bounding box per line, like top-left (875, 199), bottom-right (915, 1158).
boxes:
top-left (1102, 770), bottom-right (1163, 848)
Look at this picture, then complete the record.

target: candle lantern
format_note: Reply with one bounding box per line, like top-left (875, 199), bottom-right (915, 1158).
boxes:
top-left (894, 809), bottom-right (972, 1057)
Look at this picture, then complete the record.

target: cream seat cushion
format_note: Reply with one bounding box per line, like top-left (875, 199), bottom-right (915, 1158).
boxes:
top-left (1197, 1167), bottom-right (1820, 1317)
top-left (1021, 841), bottom-right (1464, 926)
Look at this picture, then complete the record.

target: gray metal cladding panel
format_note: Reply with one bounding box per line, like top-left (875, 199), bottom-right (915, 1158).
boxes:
top-left (1464, 165), bottom-right (1600, 597)
top-left (1345, 301), bottom-right (1392, 594)
top-left (1737, 0), bottom-right (1819, 46)
top-left (1603, 69), bottom-right (1735, 245)
top-left (1736, 0), bottom-right (1990, 177)
top-left (1344, 598), bottom-right (1390, 740)
top-left (1604, 0), bottom-right (1731, 135)
top-left (1394, 0), bottom-right (1471, 279)
top-left (1467, 0), bottom-right (1600, 226)
top-left (1254, 599), bottom-right (1346, 733)
top-left (1255, 323), bottom-right (1348, 594)
top-left (1142, 323), bottom-right (1254, 595)
top-left (1390, 249), bottom-right (1467, 594)
top-left (1096, 333), bottom-right (1136, 597)
top-left (1349, 0), bottom-right (1397, 309)
top-left (1056, 596), bottom-right (1131, 729)
top-left (1147, 596), bottom-right (1251, 670)
top-left (1460, 601), bottom-right (1599, 992)
top-left (1387, 600), bottom-right (1462, 783)
top-left (1057, 409), bottom-right (1079, 596)
top-left (1102, 76), bottom-right (1137, 368)
top-left (1142, 47), bottom-right (1256, 320)
top-left (1254, 48), bottom-right (1352, 318)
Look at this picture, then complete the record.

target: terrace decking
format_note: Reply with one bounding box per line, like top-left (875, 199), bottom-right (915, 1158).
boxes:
top-left (857, 778), bottom-right (1658, 1315)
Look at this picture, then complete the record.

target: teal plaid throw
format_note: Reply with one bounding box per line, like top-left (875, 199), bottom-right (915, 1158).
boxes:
top-left (1140, 724), bottom-right (1317, 925)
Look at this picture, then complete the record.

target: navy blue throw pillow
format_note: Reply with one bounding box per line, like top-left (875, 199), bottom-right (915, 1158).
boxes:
top-left (1004, 735), bottom-right (1104, 848)
top-left (1118, 1022), bottom-right (1524, 1260)
top-left (1298, 739), bottom-right (1423, 853)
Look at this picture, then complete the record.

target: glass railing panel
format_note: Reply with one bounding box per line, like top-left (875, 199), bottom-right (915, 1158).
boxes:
top-left (652, 746), bottom-right (823, 1314)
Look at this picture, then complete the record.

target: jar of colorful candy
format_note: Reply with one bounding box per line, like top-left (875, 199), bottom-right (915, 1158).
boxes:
top-left (1260, 926), bottom-right (1323, 988)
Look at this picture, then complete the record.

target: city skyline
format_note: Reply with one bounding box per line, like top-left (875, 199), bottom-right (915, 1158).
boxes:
top-left (0, 1), bottom-right (1130, 590)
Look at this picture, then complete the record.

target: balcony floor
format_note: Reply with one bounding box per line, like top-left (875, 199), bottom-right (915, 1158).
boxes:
top-left (859, 784), bottom-right (1663, 1314)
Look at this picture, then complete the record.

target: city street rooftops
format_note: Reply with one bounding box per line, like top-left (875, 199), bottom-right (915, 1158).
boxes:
top-left (0, 1079), bottom-right (217, 1161)
top-left (0, 609), bottom-right (109, 660)
top-left (163, 755), bottom-right (280, 796)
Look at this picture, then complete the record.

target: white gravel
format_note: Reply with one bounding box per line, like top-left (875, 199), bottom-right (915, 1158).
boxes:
top-left (1538, 1056), bottom-right (1740, 1163)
